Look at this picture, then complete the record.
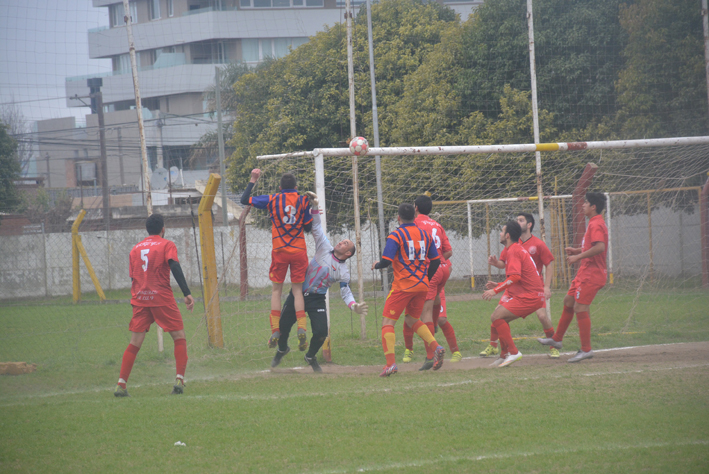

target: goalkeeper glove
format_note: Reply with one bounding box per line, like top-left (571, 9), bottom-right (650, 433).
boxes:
top-left (351, 302), bottom-right (368, 316)
top-left (304, 191), bottom-right (319, 211)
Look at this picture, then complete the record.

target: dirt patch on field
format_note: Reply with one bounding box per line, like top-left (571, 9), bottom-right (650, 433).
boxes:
top-left (270, 341), bottom-right (709, 377)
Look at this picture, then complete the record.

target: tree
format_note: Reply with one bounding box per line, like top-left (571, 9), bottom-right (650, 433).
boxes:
top-left (0, 122), bottom-right (22, 214)
top-left (615, 0), bottom-right (707, 138)
top-left (0, 102), bottom-right (33, 176)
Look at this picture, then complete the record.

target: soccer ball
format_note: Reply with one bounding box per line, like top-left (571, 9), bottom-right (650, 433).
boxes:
top-left (349, 136), bottom-right (369, 156)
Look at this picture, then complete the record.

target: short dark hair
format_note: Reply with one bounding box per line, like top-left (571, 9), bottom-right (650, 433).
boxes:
top-left (280, 173), bottom-right (297, 190)
top-left (518, 212), bottom-right (535, 232)
top-left (414, 195), bottom-right (433, 215)
top-left (348, 241), bottom-right (356, 258)
top-left (399, 203), bottom-right (415, 222)
top-left (146, 213), bottom-right (164, 235)
top-left (504, 220), bottom-right (522, 242)
top-left (586, 192), bottom-right (606, 214)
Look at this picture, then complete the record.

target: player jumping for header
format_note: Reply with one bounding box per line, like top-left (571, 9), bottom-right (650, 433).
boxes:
top-left (241, 169), bottom-right (312, 351)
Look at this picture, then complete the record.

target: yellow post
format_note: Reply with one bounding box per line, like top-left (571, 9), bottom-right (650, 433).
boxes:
top-left (199, 173), bottom-right (224, 348)
top-left (71, 210), bottom-right (86, 303)
top-left (76, 237), bottom-right (106, 301)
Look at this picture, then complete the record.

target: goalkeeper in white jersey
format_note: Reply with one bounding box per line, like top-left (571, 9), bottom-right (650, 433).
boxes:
top-left (270, 191), bottom-right (368, 372)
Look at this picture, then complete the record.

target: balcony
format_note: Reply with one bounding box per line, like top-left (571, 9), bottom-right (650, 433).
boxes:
top-left (87, 8), bottom-right (341, 58)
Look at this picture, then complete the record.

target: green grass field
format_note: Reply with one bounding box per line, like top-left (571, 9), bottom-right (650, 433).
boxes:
top-left (1, 287), bottom-right (708, 473)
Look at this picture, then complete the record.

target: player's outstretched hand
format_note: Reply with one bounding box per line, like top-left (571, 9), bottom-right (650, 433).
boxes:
top-left (482, 289), bottom-right (496, 301)
top-left (487, 255), bottom-right (498, 266)
top-left (352, 302), bottom-right (368, 316)
top-left (304, 191), bottom-right (319, 211)
top-left (184, 295), bottom-right (195, 312)
top-left (250, 168), bottom-right (261, 183)
top-left (485, 281), bottom-right (497, 290)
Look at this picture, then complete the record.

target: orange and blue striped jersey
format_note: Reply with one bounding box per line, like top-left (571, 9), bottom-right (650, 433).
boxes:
top-left (250, 189), bottom-right (312, 253)
top-left (382, 223), bottom-right (439, 292)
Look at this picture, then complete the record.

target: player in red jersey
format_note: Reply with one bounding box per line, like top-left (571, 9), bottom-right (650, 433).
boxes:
top-left (372, 203), bottom-right (445, 376)
top-left (484, 212), bottom-right (558, 358)
top-left (538, 192), bottom-right (608, 362)
top-left (482, 220), bottom-right (546, 368)
top-left (402, 195), bottom-right (462, 369)
top-left (241, 169), bottom-right (312, 350)
top-left (114, 214), bottom-right (195, 397)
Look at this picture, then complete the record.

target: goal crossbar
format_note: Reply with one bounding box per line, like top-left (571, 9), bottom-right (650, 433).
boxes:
top-left (256, 135), bottom-right (709, 160)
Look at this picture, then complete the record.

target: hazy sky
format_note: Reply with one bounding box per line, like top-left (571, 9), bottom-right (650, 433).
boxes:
top-left (0, 1), bottom-right (111, 124)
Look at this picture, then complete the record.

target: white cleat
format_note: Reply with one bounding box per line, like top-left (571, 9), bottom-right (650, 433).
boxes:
top-left (498, 351), bottom-right (522, 368)
top-left (489, 357), bottom-right (505, 367)
top-left (568, 350), bottom-right (594, 363)
top-left (537, 337), bottom-right (563, 350)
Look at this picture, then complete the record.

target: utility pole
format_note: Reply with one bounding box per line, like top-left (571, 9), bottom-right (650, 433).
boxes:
top-left (117, 127), bottom-right (125, 185)
top-left (45, 153), bottom-right (51, 188)
top-left (88, 78), bottom-right (110, 230)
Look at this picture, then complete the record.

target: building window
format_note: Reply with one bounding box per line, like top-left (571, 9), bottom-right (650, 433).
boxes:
top-left (240, 0), bottom-right (323, 7)
top-left (149, 0), bottom-right (161, 20)
top-left (109, 2), bottom-right (138, 27)
top-left (168, 0), bottom-right (174, 17)
top-left (241, 37), bottom-right (308, 63)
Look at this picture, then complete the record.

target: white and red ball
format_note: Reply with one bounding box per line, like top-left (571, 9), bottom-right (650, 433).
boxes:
top-left (349, 136), bottom-right (369, 156)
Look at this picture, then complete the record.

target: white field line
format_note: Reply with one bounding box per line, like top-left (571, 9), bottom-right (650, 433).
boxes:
top-left (1, 359), bottom-right (707, 407)
top-left (308, 440), bottom-right (709, 474)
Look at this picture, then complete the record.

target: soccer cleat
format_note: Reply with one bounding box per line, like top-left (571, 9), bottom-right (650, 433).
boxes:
top-left (271, 346), bottom-right (290, 368)
top-left (432, 345), bottom-right (445, 371)
top-left (114, 385), bottom-right (129, 397)
top-left (379, 364), bottom-right (398, 377)
top-left (402, 349), bottom-right (414, 363)
top-left (489, 357), bottom-right (505, 367)
top-left (297, 328), bottom-right (308, 351)
top-left (479, 344), bottom-right (500, 357)
top-left (450, 351), bottom-right (463, 363)
top-left (537, 337), bottom-right (562, 350)
top-left (498, 351), bottom-right (522, 368)
top-left (304, 355), bottom-right (323, 373)
top-left (549, 347), bottom-right (561, 359)
top-left (568, 350), bottom-right (594, 363)
top-left (267, 331), bottom-right (280, 349)
top-left (171, 378), bottom-right (185, 395)
top-left (419, 358), bottom-right (434, 371)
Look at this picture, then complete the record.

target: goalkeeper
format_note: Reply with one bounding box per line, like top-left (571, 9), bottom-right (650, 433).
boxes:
top-left (270, 191), bottom-right (368, 372)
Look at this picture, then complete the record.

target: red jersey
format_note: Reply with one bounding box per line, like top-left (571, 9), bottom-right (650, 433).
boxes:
top-left (500, 234), bottom-right (553, 282)
top-left (129, 235), bottom-right (179, 307)
top-left (382, 223), bottom-right (440, 292)
top-left (250, 190), bottom-right (312, 254)
top-left (503, 242), bottom-right (544, 299)
top-left (578, 214), bottom-right (608, 285)
top-left (414, 214), bottom-right (452, 266)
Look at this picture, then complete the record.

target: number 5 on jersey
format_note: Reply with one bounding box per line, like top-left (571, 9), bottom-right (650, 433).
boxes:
top-left (141, 249), bottom-right (150, 271)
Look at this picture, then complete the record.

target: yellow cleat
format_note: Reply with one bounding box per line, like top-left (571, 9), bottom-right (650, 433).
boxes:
top-left (450, 351), bottom-right (463, 363)
top-left (479, 344), bottom-right (500, 357)
top-left (402, 349), bottom-right (414, 363)
top-left (549, 347), bottom-right (561, 359)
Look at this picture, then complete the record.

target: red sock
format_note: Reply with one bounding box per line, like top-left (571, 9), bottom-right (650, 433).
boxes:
top-left (493, 319), bottom-right (518, 355)
top-left (119, 343), bottom-right (140, 388)
top-left (554, 306), bottom-right (575, 342)
top-left (381, 326), bottom-right (396, 366)
top-left (440, 321), bottom-right (458, 353)
top-left (270, 310), bottom-right (280, 333)
top-left (544, 327), bottom-right (555, 338)
top-left (490, 324), bottom-right (499, 348)
top-left (174, 338), bottom-right (188, 378)
top-left (576, 311), bottom-right (592, 352)
top-left (425, 322), bottom-right (436, 358)
top-left (403, 321), bottom-right (414, 350)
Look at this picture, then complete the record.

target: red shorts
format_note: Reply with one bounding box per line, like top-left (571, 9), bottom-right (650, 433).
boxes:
top-left (426, 262), bottom-right (450, 301)
top-left (568, 277), bottom-right (605, 305)
top-left (129, 303), bottom-right (183, 333)
top-left (500, 293), bottom-right (545, 318)
top-left (383, 290), bottom-right (427, 321)
top-left (270, 249), bottom-right (309, 284)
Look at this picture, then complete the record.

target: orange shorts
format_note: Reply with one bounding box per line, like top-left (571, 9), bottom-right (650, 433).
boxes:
top-left (270, 249), bottom-right (309, 284)
top-left (383, 290), bottom-right (427, 321)
top-left (568, 277), bottom-right (605, 305)
top-left (129, 303), bottom-right (183, 333)
top-left (426, 262), bottom-right (450, 301)
top-left (500, 293), bottom-right (545, 318)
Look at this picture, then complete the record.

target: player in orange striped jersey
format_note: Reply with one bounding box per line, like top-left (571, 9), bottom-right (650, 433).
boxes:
top-left (372, 203), bottom-right (445, 376)
top-left (241, 169), bottom-right (312, 350)
top-left (402, 195), bottom-right (461, 369)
